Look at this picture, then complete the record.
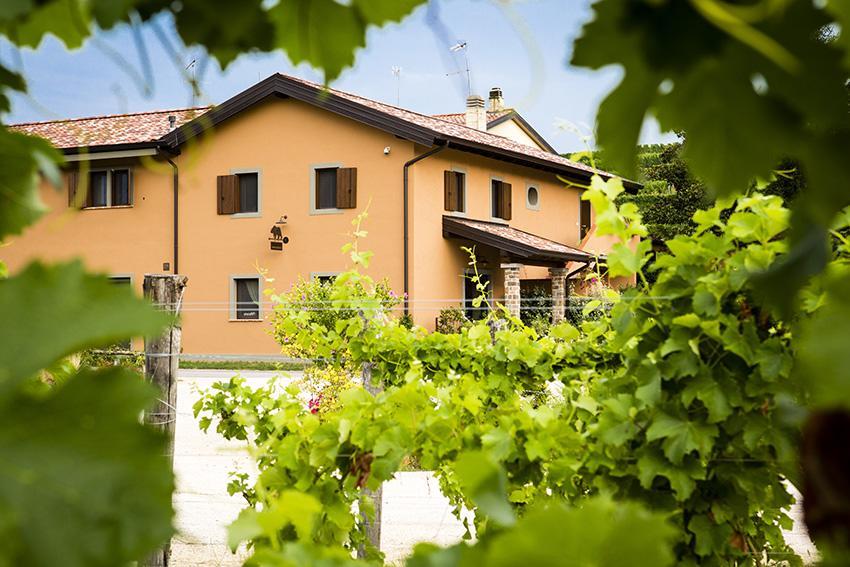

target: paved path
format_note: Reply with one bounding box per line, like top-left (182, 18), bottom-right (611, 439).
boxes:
top-left (170, 369), bottom-right (816, 566)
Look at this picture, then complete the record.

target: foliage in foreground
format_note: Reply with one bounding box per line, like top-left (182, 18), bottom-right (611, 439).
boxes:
top-left (195, 182), bottom-right (830, 565)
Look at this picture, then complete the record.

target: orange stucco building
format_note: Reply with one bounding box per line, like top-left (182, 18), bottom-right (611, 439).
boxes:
top-left (4, 74), bottom-right (634, 356)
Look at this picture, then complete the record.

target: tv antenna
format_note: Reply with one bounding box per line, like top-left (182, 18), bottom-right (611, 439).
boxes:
top-left (186, 58), bottom-right (197, 106)
top-left (391, 66), bottom-right (402, 106)
top-left (447, 41), bottom-right (471, 97)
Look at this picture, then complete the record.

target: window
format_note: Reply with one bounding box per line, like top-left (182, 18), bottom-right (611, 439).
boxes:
top-left (526, 185), bottom-right (540, 210)
top-left (491, 179), bottom-right (512, 221)
top-left (463, 270), bottom-right (491, 321)
top-left (237, 172), bottom-right (259, 214)
top-left (443, 170), bottom-right (466, 212)
top-left (580, 197), bottom-right (592, 239)
top-left (232, 277), bottom-right (261, 320)
top-left (316, 168), bottom-right (338, 210)
top-left (112, 169), bottom-right (131, 206)
top-left (311, 165), bottom-right (358, 212)
top-left (90, 171), bottom-right (108, 207)
top-left (70, 168), bottom-right (133, 208)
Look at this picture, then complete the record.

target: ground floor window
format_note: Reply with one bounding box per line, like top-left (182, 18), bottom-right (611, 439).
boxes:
top-left (463, 270), bottom-right (491, 321)
top-left (232, 276), bottom-right (261, 320)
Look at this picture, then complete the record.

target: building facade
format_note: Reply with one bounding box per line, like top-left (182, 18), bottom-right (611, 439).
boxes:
top-left (4, 74), bottom-right (635, 356)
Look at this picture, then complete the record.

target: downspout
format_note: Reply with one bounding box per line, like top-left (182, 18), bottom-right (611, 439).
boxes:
top-left (157, 146), bottom-right (180, 275)
top-left (167, 157), bottom-right (179, 274)
top-left (402, 142), bottom-right (447, 317)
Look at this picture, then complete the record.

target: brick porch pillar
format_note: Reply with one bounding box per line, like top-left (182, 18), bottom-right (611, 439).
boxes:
top-left (549, 267), bottom-right (568, 324)
top-left (501, 263), bottom-right (522, 319)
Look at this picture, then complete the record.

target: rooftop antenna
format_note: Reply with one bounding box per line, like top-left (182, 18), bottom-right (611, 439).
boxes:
top-left (391, 66), bottom-right (402, 106)
top-left (186, 58), bottom-right (197, 106)
top-left (447, 41), bottom-right (471, 97)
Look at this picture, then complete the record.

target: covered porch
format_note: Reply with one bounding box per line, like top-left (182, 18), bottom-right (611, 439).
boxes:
top-left (442, 216), bottom-right (596, 322)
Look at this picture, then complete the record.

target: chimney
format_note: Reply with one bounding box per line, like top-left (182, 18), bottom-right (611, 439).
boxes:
top-left (488, 87), bottom-right (504, 112)
top-left (465, 95), bottom-right (487, 131)
top-left (167, 115), bottom-right (177, 130)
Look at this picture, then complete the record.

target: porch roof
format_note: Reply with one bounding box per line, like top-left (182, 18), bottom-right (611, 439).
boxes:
top-left (442, 216), bottom-right (595, 267)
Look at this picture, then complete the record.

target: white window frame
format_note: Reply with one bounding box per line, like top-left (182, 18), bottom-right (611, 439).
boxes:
top-left (445, 167), bottom-right (468, 216)
top-left (229, 275), bottom-right (263, 322)
top-left (525, 182), bottom-right (541, 211)
top-left (489, 175), bottom-right (509, 224)
top-left (82, 167), bottom-right (134, 209)
top-left (310, 162), bottom-right (344, 215)
top-left (229, 168), bottom-right (262, 218)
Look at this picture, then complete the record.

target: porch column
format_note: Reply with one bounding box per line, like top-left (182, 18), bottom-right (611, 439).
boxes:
top-left (549, 267), bottom-right (568, 324)
top-left (501, 263), bottom-right (522, 319)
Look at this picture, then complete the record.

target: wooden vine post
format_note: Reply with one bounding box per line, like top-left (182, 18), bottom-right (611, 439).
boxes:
top-left (358, 361), bottom-right (383, 558)
top-left (141, 274), bottom-right (188, 567)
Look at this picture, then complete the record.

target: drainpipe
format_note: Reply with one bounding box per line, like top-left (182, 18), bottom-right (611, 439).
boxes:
top-left (157, 147), bottom-right (180, 275)
top-left (402, 142), bottom-right (447, 316)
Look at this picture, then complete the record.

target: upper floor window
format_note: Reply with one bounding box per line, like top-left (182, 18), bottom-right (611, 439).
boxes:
top-left (217, 171), bottom-right (260, 216)
top-left (580, 197), bottom-right (592, 239)
top-left (526, 185), bottom-right (540, 211)
top-left (69, 168), bottom-right (133, 208)
top-left (491, 179), bottom-right (512, 221)
top-left (443, 170), bottom-right (466, 213)
top-left (311, 166), bottom-right (358, 212)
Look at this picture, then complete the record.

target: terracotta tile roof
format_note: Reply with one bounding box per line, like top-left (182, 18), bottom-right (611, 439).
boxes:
top-left (431, 109), bottom-right (514, 125)
top-left (6, 73), bottom-right (621, 186)
top-left (8, 107), bottom-right (210, 149)
top-left (284, 76), bottom-right (602, 178)
top-left (442, 216), bottom-right (593, 264)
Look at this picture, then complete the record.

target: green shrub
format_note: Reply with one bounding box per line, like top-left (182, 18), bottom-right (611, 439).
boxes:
top-left (436, 306), bottom-right (470, 334)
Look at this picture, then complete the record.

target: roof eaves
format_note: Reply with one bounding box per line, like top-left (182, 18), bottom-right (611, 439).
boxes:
top-left (488, 111), bottom-right (559, 154)
top-left (442, 216), bottom-right (593, 264)
top-left (164, 74), bottom-right (438, 148)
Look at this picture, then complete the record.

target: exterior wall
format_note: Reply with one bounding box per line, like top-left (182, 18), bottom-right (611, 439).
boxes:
top-left (488, 119), bottom-right (546, 151)
top-left (4, 99), bottom-right (598, 352)
top-left (4, 98), bottom-right (416, 355)
top-left (408, 146), bottom-right (583, 328)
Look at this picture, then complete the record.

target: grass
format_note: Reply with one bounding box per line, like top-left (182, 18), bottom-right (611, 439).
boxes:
top-left (179, 359), bottom-right (307, 371)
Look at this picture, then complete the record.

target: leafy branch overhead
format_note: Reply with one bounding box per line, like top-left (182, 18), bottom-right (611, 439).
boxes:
top-left (0, 0), bottom-right (427, 81)
top-left (572, 0), bottom-right (850, 305)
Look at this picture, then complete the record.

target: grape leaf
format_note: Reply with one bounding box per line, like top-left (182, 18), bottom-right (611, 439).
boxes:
top-left (0, 367), bottom-right (174, 566)
top-left (453, 451), bottom-right (515, 527)
top-left (0, 261), bottom-right (169, 394)
top-left (407, 498), bottom-right (675, 567)
top-left (0, 128), bottom-right (60, 241)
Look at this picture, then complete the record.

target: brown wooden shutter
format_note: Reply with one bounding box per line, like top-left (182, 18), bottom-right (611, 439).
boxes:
top-left (444, 170), bottom-right (457, 211)
top-left (68, 170), bottom-right (78, 207)
top-left (500, 182), bottom-right (512, 221)
top-left (217, 175), bottom-right (239, 214)
top-left (336, 167), bottom-right (357, 209)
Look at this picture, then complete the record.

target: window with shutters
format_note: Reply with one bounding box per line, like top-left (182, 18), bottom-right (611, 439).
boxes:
top-left (311, 164), bottom-right (357, 213)
top-left (230, 276), bottom-right (261, 321)
top-left (71, 168), bottom-right (133, 209)
top-left (443, 170), bottom-right (466, 213)
top-left (490, 178), bottom-right (512, 221)
top-left (217, 170), bottom-right (261, 216)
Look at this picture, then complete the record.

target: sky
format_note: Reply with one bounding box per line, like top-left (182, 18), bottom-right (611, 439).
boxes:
top-left (0, 0), bottom-right (673, 154)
